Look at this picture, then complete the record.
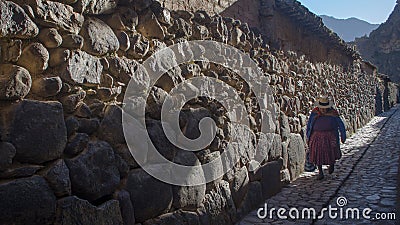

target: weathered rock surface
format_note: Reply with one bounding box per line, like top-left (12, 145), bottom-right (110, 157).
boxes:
top-left (0, 176), bottom-right (56, 225)
top-left (199, 180), bottom-right (236, 225)
top-left (48, 48), bottom-right (70, 67)
top-left (64, 132), bottom-right (89, 156)
top-left (197, 150), bottom-right (223, 191)
top-left (127, 33), bottom-right (150, 59)
top-left (31, 76), bottom-right (63, 97)
top-left (58, 50), bottom-right (103, 85)
top-left (26, 0), bottom-right (84, 34)
top-left (41, 159), bottom-right (71, 197)
top-left (107, 56), bottom-right (149, 88)
top-left (106, 7), bottom-right (138, 30)
top-left (0, 142), bottom-right (16, 171)
top-left (17, 42), bottom-right (49, 75)
top-left (126, 167), bottom-right (173, 222)
top-left (255, 133), bottom-right (282, 164)
top-left (137, 10), bottom-right (166, 39)
top-left (0, 39), bottom-right (22, 62)
top-left (60, 88), bottom-right (86, 113)
top-left (116, 30), bottom-right (131, 51)
top-left (0, 64), bottom-right (31, 100)
top-left (0, 164), bottom-right (43, 179)
top-left (146, 119), bottom-right (176, 162)
top-left (236, 181), bottom-right (263, 218)
top-left (61, 34), bottom-right (84, 50)
top-left (66, 141), bottom-right (121, 201)
top-left (0, 100), bottom-right (67, 164)
top-left (230, 166), bottom-right (249, 208)
top-left (55, 196), bottom-right (123, 225)
top-left (77, 117), bottom-right (100, 134)
top-left (119, 0), bottom-right (152, 12)
top-left (114, 189), bottom-right (135, 225)
top-left (80, 17), bottom-right (120, 56)
top-left (146, 86), bottom-right (168, 120)
top-left (53, 0), bottom-right (78, 5)
top-left (38, 28), bottom-right (63, 48)
top-left (261, 159), bottom-right (283, 199)
top-left (0, 1), bottom-right (39, 39)
top-left (172, 151), bottom-right (206, 210)
top-left (169, 18), bottom-right (192, 39)
top-left (98, 104), bottom-right (125, 146)
top-left (287, 133), bottom-right (305, 179)
top-left (74, 0), bottom-right (118, 15)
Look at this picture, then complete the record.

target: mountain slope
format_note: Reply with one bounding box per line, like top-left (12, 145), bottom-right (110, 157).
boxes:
top-left (355, 1), bottom-right (400, 83)
top-left (320, 15), bottom-right (380, 42)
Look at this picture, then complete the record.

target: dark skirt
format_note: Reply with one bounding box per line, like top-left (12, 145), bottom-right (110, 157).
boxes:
top-left (309, 131), bottom-right (341, 165)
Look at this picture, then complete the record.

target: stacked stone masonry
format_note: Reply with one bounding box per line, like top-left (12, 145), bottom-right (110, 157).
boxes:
top-left (0, 0), bottom-right (398, 225)
top-left (159, 0), bottom-right (361, 66)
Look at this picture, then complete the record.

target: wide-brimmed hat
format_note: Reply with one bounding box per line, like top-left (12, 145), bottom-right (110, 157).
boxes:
top-left (314, 96), bottom-right (333, 108)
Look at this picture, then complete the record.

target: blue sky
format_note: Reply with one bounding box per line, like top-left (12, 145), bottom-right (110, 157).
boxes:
top-left (297, 0), bottom-right (397, 24)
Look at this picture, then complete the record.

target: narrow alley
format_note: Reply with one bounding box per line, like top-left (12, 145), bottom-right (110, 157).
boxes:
top-left (239, 105), bottom-right (400, 225)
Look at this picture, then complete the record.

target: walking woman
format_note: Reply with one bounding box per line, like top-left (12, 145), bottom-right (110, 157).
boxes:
top-left (306, 96), bottom-right (346, 180)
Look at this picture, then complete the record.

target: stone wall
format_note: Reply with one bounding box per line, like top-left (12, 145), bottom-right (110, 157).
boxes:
top-left (0, 0), bottom-right (397, 225)
top-left (158, 0), bottom-right (359, 66)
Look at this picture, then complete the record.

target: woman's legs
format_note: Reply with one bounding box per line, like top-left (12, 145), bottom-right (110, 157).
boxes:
top-left (329, 163), bottom-right (335, 174)
top-left (317, 165), bottom-right (324, 180)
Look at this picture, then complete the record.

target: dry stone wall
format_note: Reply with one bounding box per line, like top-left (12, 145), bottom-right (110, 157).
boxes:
top-left (157, 0), bottom-right (360, 66)
top-left (0, 0), bottom-right (397, 225)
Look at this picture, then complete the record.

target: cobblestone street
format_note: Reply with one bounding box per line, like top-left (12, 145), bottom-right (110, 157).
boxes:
top-left (238, 105), bottom-right (400, 225)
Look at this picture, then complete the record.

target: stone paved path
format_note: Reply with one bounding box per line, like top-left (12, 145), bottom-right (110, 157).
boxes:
top-left (238, 105), bottom-right (400, 225)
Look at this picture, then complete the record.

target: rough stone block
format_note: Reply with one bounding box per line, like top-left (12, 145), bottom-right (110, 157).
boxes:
top-left (0, 1), bottom-right (39, 39)
top-left (260, 159), bottom-right (283, 199)
top-left (0, 64), bottom-right (31, 101)
top-left (126, 167), bottom-right (173, 223)
top-left (287, 133), bottom-right (305, 180)
top-left (114, 189), bottom-right (135, 225)
top-left (230, 166), bottom-right (249, 209)
top-left (98, 104), bottom-right (125, 146)
top-left (66, 141), bottom-right (121, 201)
top-left (58, 50), bottom-right (103, 85)
top-left (17, 42), bottom-right (49, 75)
top-left (41, 159), bottom-right (71, 197)
top-left (200, 180), bottom-right (236, 225)
top-left (172, 151), bottom-right (206, 210)
top-left (55, 196), bottom-right (123, 225)
top-left (0, 142), bottom-right (16, 171)
top-left (0, 100), bottom-right (67, 164)
top-left (0, 176), bottom-right (56, 225)
top-left (31, 76), bottom-right (63, 97)
top-left (38, 28), bottom-right (62, 48)
top-left (74, 0), bottom-right (118, 15)
top-left (80, 17), bottom-right (120, 56)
